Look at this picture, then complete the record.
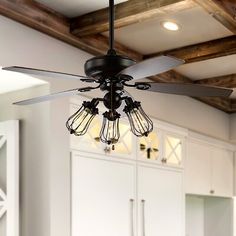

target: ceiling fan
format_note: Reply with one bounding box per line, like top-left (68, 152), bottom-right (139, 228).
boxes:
top-left (3, 0), bottom-right (233, 146)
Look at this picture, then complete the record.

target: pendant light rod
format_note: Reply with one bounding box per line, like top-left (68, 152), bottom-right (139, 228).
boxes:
top-left (108, 0), bottom-right (115, 54)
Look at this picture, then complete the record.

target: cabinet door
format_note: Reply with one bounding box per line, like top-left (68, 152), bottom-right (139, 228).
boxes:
top-left (71, 154), bottom-right (136, 236)
top-left (138, 165), bottom-right (183, 236)
top-left (211, 148), bottom-right (233, 197)
top-left (185, 141), bottom-right (212, 195)
top-left (163, 133), bottom-right (183, 167)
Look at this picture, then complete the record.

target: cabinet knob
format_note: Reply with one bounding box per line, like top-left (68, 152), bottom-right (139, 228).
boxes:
top-left (104, 146), bottom-right (111, 154)
top-left (161, 158), bottom-right (167, 164)
top-left (210, 190), bottom-right (215, 194)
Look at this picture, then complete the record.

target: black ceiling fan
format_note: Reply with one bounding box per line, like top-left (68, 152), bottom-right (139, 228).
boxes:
top-left (3, 0), bottom-right (233, 145)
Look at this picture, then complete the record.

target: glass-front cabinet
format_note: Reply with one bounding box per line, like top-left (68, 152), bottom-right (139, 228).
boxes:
top-left (138, 128), bottom-right (184, 168)
top-left (70, 103), bottom-right (135, 159)
top-left (139, 128), bottom-right (161, 161)
top-left (163, 133), bottom-right (183, 167)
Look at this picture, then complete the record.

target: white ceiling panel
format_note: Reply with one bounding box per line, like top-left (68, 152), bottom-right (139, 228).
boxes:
top-left (35, 0), bottom-right (127, 17)
top-left (104, 6), bottom-right (232, 54)
top-left (0, 68), bottom-right (47, 94)
top-left (175, 55), bottom-right (236, 80)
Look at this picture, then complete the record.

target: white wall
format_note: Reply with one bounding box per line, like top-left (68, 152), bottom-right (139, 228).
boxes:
top-left (0, 13), bottom-right (234, 236)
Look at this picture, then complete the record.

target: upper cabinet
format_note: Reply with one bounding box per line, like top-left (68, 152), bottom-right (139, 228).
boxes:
top-left (138, 128), bottom-right (185, 168)
top-left (185, 134), bottom-right (234, 198)
top-left (70, 99), bottom-right (187, 166)
top-left (70, 103), bottom-right (135, 159)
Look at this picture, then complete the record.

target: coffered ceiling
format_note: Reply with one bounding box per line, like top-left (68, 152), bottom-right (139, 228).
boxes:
top-left (0, 0), bottom-right (236, 113)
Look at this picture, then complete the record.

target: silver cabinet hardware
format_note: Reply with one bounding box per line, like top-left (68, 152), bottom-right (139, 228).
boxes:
top-left (141, 199), bottom-right (146, 236)
top-left (130, 199), bottom-right (135, 236)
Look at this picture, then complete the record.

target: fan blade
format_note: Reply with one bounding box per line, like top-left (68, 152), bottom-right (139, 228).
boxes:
top-left (3, 66), bottom-right (88, 81)
top-left (143, 82), bottom-right (233, 97)
top-left (13, 87), bottom-right (95, 105)
top-left (118, 56), bottom-right (184, 80)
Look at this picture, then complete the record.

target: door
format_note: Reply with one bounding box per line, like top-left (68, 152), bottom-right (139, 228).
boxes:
top-left (0, 121), bottom-right (19, 236)
top-left (211, 147), bottom-right (233, 197)
top-left (71, 153), bottom-right (136, 236)
top-left (137, 164), bottom-right (183, 236)
top-left (185, 140), bottom-right (212, 195)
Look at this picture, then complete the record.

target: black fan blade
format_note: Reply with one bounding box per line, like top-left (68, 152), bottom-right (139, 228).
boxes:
top-left (142, 82), bottom-right (233, 97)
top-left (3, 66), bottom-right (89, 81)
top-left (118, 56), bottom-right (184, 80)
top-left (13, 87), bottom-right (95, 105)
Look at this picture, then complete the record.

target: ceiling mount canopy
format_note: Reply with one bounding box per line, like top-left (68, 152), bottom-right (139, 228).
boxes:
top-left (3, 0), bottom-right (233, 146)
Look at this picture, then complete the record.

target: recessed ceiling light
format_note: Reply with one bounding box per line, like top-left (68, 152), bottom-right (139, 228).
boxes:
top-left (162, 21), bottom-right (180, 31)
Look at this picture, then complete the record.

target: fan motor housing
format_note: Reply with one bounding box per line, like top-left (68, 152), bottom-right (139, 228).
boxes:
top-left (84, 54), bottom-right (135, 79)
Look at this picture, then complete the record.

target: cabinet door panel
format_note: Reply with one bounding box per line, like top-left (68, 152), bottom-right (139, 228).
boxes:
top-left (138, 165), bottom-right (183, 236)
top-left (185, 141), bottom-right (211, 195)
top-left (72, 154), bottom-right (135, 236)
top-left (211, 148), bottom-right (233, 197)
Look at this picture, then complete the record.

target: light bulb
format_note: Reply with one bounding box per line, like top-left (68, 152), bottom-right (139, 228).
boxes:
top-left (66, 99), bottom-right (99, 136)
top-left (124, 97), bottom-right (153, 137)
top-left (100, 110), bottom-right (120, 145)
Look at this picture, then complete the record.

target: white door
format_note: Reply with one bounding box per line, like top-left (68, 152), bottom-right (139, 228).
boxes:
top-left (185, 141), bottom-right (212, 195)
top-left (211, 147), bottom-right (233, 197)
top-left (71, 153), bottom-right (136, 236)
top-left (0, 121), bottom-right (19, 236)
top-left (137, 164), bottom-right (183, 236)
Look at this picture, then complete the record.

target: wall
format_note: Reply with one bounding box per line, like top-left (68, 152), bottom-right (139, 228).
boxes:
top-left (0, 13), bottom-right (234, 236)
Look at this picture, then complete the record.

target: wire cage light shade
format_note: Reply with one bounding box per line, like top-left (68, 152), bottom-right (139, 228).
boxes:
top-left (124, 97), bottom-right (153, 137)
top-left (66, 99), bottom-right (99, 136)
top-left (100, 110), bottom-right (120, 145)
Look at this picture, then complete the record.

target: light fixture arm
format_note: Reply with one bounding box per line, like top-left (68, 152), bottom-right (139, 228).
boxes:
top-left (108, 0), bottom-right (116, 55)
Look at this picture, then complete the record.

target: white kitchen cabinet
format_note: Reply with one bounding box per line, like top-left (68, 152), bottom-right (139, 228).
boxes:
top-left (71, 152), bottom-right (184, 236)
top-left (70, 103), bottom-right (135, 159)
top-left (71, 153), bottom-right (136, 236)
top-left (163, 132), bottom-right (184, 167)
top-left (137, 164), bottom-right (183, 236)
top-left (185, 139), bottom-right (234, 197)
top-left (185, 141), bottom-right (212, 195)
top-left (138, 128), bottom-right (185, 168)
top-left (211, 147), bottom-right (233, 197)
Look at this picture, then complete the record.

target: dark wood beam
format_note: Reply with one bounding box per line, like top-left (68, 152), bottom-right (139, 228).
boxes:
top-left (0, 0), bottom-right (142, 61)
top-left (144, 36), bottom-right (236, 63)
top-left (70, 0), bottom-right (196, 36)
top-left (193, 0), bottom-right (236, 34)
top-left (195, 74), bottom-right (236, 88)
top-left (230, 99), bottom-right (236, 113)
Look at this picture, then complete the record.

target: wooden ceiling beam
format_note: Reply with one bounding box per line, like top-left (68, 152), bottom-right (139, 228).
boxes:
top-left (0, 0), bottom-right (142, 61)
top-left (193, 0), bottom-right (236, 34)
top-left (230, 99), bottom-right (236, 113)
top-left (70, 0), bottom-right (196, 36)
top-left (144, 35), bottom-right (236, 63)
